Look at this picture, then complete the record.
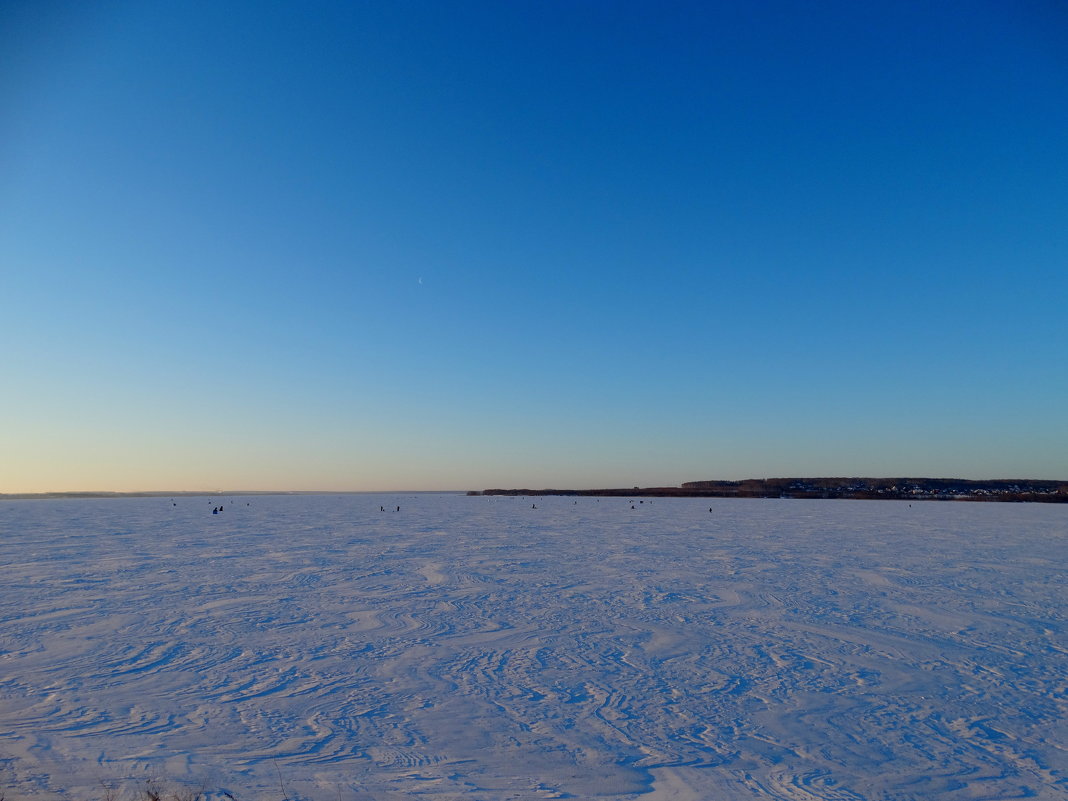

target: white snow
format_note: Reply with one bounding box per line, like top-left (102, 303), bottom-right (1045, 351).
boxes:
top-left (0, 494), bottom-right (1065, 799)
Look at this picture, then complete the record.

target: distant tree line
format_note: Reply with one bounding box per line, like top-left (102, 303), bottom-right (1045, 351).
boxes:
top-left (473, 477), bottom-right (1068, 503)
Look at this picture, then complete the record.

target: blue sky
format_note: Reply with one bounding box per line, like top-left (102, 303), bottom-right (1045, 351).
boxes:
top-left (2, 1), bottom-right (1066, 491)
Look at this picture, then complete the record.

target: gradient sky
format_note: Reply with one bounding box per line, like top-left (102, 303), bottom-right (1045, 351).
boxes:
top-left (2, 1), bottom-right (1066, 492)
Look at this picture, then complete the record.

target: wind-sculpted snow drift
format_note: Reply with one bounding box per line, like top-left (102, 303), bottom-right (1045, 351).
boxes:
top-left (0, 495), bottom-right (1064, 799)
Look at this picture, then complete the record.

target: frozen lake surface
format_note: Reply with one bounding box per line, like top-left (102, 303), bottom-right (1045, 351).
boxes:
top-left (0, 494), bottom-right (1065, 800)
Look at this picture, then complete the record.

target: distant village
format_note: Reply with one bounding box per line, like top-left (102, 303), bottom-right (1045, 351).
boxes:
top-left (474, 477), bottom-right (1068, 503)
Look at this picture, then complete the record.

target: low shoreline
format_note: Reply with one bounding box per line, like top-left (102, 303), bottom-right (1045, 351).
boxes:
top-left (472, 477), bottom-right (1068, 503)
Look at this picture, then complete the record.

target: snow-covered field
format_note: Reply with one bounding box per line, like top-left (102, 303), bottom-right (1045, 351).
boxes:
top-left (0, 494), bottom-right (1064, 800)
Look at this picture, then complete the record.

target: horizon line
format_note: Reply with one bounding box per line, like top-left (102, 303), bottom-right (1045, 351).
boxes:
top-left (3, 475), bottom-right (1066, 499)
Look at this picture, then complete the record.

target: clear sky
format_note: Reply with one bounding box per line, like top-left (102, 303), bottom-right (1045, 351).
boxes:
top-left (2, 1), bottom-right (1066, 492)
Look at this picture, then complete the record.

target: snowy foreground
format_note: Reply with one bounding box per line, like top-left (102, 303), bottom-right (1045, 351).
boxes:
top-left (0, 494), bottom-right (1065, 800)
